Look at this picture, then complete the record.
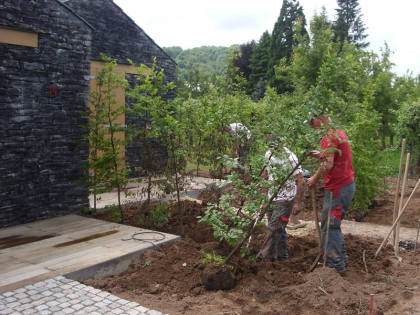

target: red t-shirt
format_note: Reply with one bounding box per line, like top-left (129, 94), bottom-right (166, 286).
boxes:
top-left (320, 129), bottom-right (354, 193)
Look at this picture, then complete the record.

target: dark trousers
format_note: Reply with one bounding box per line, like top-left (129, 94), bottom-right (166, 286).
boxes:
top-left (321, 182), bottom-right (356, 271)
top-left (259, 199), bottom-right (294, 261)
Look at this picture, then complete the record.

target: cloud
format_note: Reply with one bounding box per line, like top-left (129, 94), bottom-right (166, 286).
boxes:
top-left (209, 11), bottom-right (261, 32)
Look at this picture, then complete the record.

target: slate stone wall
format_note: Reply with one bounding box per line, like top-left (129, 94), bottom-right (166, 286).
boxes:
top-left (66, 0), bottom-right (177, 177)
top-left (0, 0), bottom-right (92, 227)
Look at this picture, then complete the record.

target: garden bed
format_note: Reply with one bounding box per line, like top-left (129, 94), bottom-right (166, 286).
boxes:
top-left (86, 182), bottom-right (420, 314)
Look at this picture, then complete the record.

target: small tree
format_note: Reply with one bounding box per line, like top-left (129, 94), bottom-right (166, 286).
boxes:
top-left (127, 58), bottom-right (173, 204)
top-left (128, 58), bottom-right (191, 213)
top-left (87, 55), bottom-right (128, 221)
top-left (199, 89), bottom-right (321, 261)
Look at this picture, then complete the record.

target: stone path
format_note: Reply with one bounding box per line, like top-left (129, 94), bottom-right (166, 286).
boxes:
top-left (90, 176), bottom-right (222, 208)
top-left (0, 276), bottom-right (166, 315)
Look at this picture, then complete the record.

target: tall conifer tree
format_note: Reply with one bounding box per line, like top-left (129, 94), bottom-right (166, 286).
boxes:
top-left (268, 0), bottom-right (307, 93)
top-left (332, 0), bottom-right (368, 49)
top-left (248, 31), bottom-right (271, 98)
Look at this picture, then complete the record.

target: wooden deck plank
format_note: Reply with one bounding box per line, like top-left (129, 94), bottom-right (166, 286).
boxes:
top-left (0, 264), bottom-right (50, 287)
top-left (0, 255), bottom-right (32, 273)
top-left (0, 225), bottom-right (33, 238)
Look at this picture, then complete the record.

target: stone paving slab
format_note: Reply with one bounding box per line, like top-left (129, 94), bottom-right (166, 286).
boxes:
top-left (0, 276), bottom-right (167, 315)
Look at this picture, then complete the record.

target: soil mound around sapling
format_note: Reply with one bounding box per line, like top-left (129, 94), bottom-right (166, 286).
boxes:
top-left (201, 264), bottom-right (236, 291)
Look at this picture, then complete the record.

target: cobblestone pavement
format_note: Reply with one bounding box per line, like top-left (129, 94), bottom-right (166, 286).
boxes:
top-left (0, 276), bottom-right (166, 315)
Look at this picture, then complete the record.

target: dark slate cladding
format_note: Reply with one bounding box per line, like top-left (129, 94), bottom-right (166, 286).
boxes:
top-left (0, 0), bottom-right (92, 227)
top-left (65, 0), bottom-right (176, 177)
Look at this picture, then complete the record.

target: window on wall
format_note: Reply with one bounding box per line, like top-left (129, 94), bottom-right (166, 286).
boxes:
top-left (0, 28), bottom-right (38, 47)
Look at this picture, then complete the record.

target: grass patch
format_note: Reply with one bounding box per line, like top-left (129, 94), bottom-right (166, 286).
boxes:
top-left (185, 161), bottom-right (210, 174)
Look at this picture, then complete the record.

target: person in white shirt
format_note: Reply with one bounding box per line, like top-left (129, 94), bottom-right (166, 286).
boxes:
top-left (258, 137), bottom-right (305, 261)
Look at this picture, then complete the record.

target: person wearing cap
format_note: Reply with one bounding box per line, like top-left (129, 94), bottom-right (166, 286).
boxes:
top-left (257, 136), bottom-right (305, 261)
top-left (307, 115), bottom-right (355, 274)
top-left (225, 122), bottom-right (252, 166)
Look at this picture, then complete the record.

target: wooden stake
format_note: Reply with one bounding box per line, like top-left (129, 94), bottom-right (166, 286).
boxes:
top-left (308, 186), bottom-right (323, 272)
top-left (312, 187), bottom-right (322, 248)
top-left (392, 139), bottom-right (406, 245)
top-left (375, 178), bottom-right (420, 258)
top-left (395, 153), bottom-right (410, 256)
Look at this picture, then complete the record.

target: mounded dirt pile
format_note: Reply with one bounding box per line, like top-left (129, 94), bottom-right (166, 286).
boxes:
top-left (87, 182), bottom-right (420, 314)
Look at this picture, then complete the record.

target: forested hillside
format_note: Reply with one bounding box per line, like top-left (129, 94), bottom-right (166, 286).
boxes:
top-left (163, 45), bottom-right (235, 79)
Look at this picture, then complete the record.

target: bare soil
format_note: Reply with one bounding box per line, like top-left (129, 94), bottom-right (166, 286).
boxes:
top-left (86, 176), bottom-right (420, 315)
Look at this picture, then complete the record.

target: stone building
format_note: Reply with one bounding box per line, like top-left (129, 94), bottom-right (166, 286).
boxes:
top-left (0, 0), bottom-right (176, 227)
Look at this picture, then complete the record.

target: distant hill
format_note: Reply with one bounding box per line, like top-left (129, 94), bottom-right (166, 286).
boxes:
top-left (163, 46), bottom-right (237, 80)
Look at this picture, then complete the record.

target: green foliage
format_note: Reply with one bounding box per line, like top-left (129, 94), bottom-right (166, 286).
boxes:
top-left (163, 46), bottom-right (183, 59)
top-left (248, 31), bottom-right (271, 99)
top-left (138, 203), bottom-right (171, 227)
top-left (268, 0), bottom-right (307, 93)
top-left (151, 203), bottom-right (171, 224)
top-left (370, 44), bottom-right (397, 148)
top-left (126, 57), bottom-right (174, 203)
top-left (197, 86), bottom-right (321, 256)
top-left (201, 252), bottom-right (233, 270)
top-left (103, 205), bottom-right (122, 223)
top-left (163, 46), bottom-right (237, 99)
top-left (289, 11), bottom-right (334, 90)
top-left (177, 81), bottom-right (255, 178)
top-left (395, 98), bottom-right (420, 168)
top-left (378, 147), bottom-right (402, 177)
top-left (199, 196), bottom-right (249, 247)
top-left (164, 46), bottom-right (235, 80)
top-left (175, 66), bottom-right (213, 99)
top-left (127, 57), bottom-right (188, 207)
top-left (259, 13), bottom-right (392, 211)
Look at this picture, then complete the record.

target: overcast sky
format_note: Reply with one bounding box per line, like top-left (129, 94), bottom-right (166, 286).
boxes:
top-left (113, 0), bottom-right (419, 76)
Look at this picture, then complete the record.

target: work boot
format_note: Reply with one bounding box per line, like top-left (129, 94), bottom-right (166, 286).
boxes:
top-left (336, 268), bottom-right (346, 276)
